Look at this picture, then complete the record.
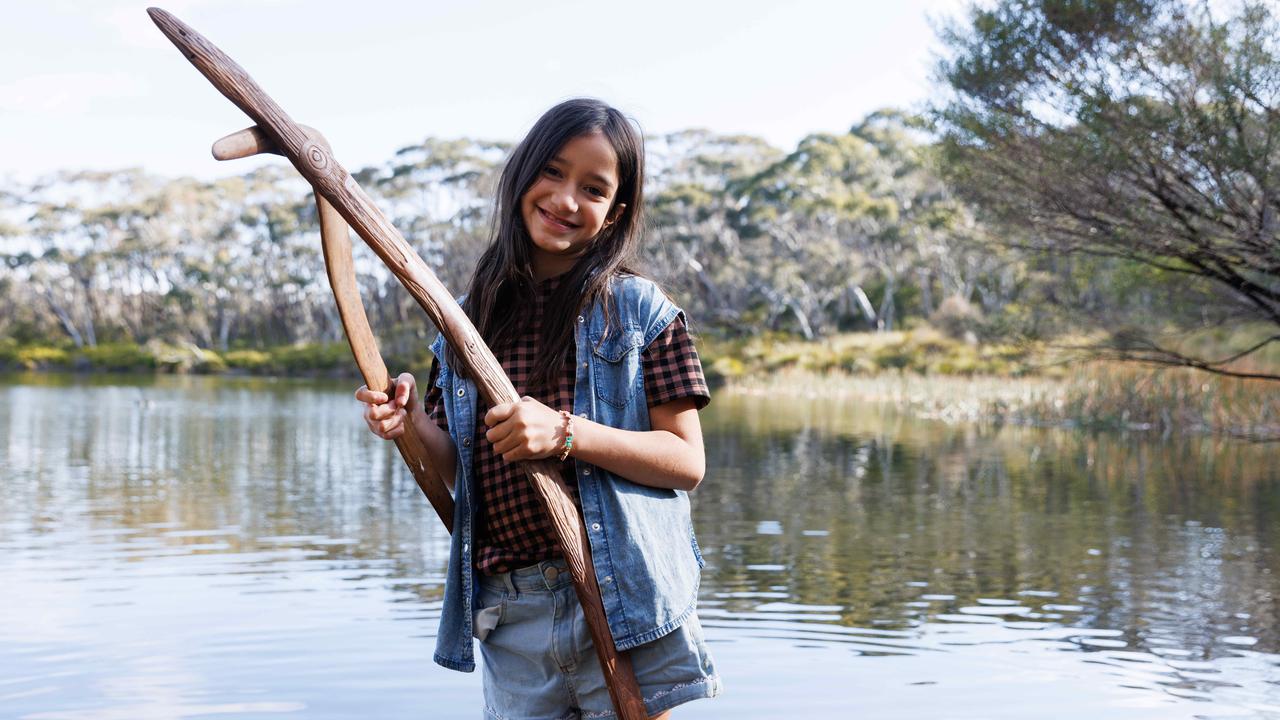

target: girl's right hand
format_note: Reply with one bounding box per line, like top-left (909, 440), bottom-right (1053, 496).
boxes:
top-left (356, 372), bottom-right (418, 440)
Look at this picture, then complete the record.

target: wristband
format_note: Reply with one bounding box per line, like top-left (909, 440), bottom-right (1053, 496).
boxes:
top-left (557, 410), bottom-right (575, 461)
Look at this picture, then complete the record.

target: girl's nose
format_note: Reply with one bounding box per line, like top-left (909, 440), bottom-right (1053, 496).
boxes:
top-left (549, 188), bottom-right (578, 215)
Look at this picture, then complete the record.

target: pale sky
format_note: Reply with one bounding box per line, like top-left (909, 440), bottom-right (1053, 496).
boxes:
top-left (1, 0), bottom-right (969, 181)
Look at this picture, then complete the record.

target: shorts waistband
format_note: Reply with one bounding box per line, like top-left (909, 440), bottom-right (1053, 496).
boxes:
top-left (479, 558), bottom-right (572, 593)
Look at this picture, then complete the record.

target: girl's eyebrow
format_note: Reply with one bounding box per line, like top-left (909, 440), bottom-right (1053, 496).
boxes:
top-left (551, 155), bottom-right (616, 191)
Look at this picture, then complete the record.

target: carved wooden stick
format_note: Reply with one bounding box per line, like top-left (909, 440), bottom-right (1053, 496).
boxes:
top-left (148, 8), bottom-right (646, 718)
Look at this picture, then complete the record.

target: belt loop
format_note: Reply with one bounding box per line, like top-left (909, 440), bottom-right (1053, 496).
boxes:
top-left (501, 570), bottom-right (518, 599)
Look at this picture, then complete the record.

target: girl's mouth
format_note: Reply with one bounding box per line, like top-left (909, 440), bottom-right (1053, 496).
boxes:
top-left (537, 206), bottom-right (578, 231)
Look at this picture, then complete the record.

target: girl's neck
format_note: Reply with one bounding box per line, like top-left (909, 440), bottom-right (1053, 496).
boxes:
top-left (532, 252), bottom-right (585, 283)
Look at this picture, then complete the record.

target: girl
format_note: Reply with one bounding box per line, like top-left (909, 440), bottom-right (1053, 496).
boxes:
top-left (356, 98), bottom-right (720, 720)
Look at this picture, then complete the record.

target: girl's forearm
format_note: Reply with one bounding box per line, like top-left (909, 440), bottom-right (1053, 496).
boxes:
top-left (412, 405), bottom-right (458, 492)
top-left (569, 418), bottom-right (705, 492)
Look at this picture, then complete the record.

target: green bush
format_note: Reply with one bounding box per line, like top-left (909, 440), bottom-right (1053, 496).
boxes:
top-left (14, 345), bottom-right (72, 369)
top-left (195, 349), bottom-right (228, 373)
top-left (871, 343), bottom-right (914, 370)
top-left (269, 343), bottom-right (351, 373)
top-left (705, 355), bottom-right (746, 386)
top-left (223, 349), bottom-right (272, 371)
top-left (79, 343), bottom-right (156, 371)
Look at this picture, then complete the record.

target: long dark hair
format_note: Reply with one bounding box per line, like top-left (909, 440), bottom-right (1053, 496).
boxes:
top-left (454, 98), bottom-right (645, 391)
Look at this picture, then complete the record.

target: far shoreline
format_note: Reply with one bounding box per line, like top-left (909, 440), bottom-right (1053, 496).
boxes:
top-left (5, 337), bottom-right (1275, 441)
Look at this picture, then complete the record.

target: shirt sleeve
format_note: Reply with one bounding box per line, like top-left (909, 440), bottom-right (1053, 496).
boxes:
top-left (423, 357), bottom-right (449, 432)
top-left (642, 312), bottom-right (711, 410)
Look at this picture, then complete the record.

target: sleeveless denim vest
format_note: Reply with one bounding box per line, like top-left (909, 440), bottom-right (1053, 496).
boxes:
top-left (428, 274), bottom-right (706, 672)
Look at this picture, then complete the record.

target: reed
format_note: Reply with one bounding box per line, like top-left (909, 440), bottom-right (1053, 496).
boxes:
top-left (725, 362), bottom-right (1280, 440)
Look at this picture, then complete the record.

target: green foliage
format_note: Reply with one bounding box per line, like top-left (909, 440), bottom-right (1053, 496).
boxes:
top-left (698, 327), bottom-right (1033, 380)
top-left (3, 87), bottom-right (1274, 385)
top-left (78, 343), bottom-right (156, 371)
top-left (0, 341), bottom-right (72, 370)
top-left (267, 343), bottom-right (352, 373)
top-left (223, 350), bottom-right (272, 371)
top-left (145, 341), bottom-right (227, 373)
top-left (936, 0), bottom-right (1280, 372)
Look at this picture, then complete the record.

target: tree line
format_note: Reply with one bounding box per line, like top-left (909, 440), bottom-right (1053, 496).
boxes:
top-left (2, 0), bottom-right (1276, 379)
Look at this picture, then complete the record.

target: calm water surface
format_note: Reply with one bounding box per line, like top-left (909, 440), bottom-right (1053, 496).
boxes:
top-left (2, 373), bottom-right (1279, 719)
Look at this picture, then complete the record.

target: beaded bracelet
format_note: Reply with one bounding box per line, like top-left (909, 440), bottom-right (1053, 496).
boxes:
top-left (557, 410), bottom-right (575, 461)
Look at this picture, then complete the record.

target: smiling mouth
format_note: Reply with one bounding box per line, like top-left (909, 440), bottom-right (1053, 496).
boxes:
top-left (538, 206), bottom-right (579, 230)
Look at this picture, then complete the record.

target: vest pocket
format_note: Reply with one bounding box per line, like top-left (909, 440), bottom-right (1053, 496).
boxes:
top-left (590, 327), bottom-right (644, 408)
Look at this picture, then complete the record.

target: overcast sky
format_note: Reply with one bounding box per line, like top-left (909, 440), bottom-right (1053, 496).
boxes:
top-left (1, 0), bottom-right (968, 181)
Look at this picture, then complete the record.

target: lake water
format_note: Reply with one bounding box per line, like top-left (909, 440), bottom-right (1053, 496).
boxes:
top-left (2, 373), bottom-right (1278, 719)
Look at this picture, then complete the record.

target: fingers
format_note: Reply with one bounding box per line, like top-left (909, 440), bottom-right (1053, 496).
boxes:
top-left (485, 418), bottom-right (515, 445)
top-left (484, 396), bottom-right (540, 426)
top-left (484, 397), bottom-right (562, 463)
top-left (491, 434), bottom-right (527, 462)
top-left (356, 377), bottom-right (413, 441)
top-left (484, 401), bottom-right (518, 427)
top-left (354, 384), bottom-right (389, 405)
top-left (367, 407), bottom-right (407, 439)
top-left (394, 372), bottom-right (417, 410)
top-left (364, 399), bottom-right (399, 422)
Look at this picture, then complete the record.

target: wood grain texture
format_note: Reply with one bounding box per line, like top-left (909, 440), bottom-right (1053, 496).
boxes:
top-left (148, 8), bottom-right (647, 717)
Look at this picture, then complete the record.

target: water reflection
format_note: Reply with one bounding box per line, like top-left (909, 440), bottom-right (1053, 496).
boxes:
top-left (1, 374), bottom-right (1278, 718)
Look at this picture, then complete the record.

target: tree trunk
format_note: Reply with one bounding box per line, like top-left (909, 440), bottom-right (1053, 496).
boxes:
top-left (44, 290), bottom-right (84, 348)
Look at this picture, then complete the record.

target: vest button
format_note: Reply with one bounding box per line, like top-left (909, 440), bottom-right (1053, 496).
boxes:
top-left (577, 315), bottom-right (585, 323)
top-left (583, 468), bottom-right (592, 476)
top-left (456, 388), bottom-right (465, 397)
top-left (463, 438), bottom-right (471, 447)
top-left (591, 523), bottom-right (601, 531)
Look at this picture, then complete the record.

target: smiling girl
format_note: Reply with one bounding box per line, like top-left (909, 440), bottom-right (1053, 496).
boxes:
top-left (356, 98), bottom-right (720, 720)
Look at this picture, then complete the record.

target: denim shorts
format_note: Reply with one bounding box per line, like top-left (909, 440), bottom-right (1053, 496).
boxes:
top-left (473, 559), bottom-right (721, 719)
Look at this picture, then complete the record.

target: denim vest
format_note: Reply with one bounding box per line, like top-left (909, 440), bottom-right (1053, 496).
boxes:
top-left (428, 274), bottom-right (706, 672)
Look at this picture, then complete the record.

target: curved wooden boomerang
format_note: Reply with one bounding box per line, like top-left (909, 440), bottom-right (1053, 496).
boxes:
top-left (212, 125), bottom-right (455, 531)
top-left (146, 9), bottom-right (648, 718)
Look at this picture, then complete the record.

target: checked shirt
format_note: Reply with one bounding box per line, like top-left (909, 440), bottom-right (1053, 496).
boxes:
top-left (423, 274), bottom-right (709, 575)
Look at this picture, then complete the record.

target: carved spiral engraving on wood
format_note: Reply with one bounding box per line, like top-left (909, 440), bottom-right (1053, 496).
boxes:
top-left (302, 140), bottom-right (331, 174)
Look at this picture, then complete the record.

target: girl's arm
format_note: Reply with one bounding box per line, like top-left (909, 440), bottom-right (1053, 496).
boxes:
top-left (483, 396), bottom-right (705, 492)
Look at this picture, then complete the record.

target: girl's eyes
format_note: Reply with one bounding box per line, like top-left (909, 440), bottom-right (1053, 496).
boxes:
top-left (542, 166), bottom-right (607, 199)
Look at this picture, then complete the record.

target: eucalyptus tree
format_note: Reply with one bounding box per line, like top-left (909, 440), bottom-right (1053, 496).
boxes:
top-left (644, 130), bottom-right (783, 331)
top-left (354, 137), bottom-right (507, 357)
top-left (936, 0), bottom-right (1280, 378)
top-left (719, 111), bottom-right (994, 337)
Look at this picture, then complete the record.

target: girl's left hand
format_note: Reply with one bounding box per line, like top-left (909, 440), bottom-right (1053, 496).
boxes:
top-left (483, 396), bottom-right (566, 463)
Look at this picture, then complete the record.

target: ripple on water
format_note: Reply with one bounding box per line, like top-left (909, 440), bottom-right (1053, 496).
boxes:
top-left (7, 378), bottom-right (1280, 719)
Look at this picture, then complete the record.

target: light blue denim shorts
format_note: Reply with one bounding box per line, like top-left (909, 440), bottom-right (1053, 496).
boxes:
top-left (473, 559), bottom-right (721, 719)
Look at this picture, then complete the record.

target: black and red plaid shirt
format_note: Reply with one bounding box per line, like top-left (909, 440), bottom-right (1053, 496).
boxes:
top-left (423, 275), bottom-right (710, 575)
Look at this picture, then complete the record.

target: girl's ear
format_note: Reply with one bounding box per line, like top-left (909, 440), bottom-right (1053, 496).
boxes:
top-left (604, 203), bottom-right (627, 227)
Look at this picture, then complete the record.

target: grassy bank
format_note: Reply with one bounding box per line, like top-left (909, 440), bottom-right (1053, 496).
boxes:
top-left (699, 327), bottom-right (1279, 439)
top-left (725, 364), bottom-right (1280, 440)
top-left (0, 339), bottom-right (434, 378)
top-left (5, 331), bottom-right (1276, 439)
top-left (698, 327), bottom-right (1038, 381)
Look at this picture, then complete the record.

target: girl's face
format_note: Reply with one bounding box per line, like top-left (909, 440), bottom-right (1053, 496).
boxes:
top-left (520, 131), bottom-right (625, 281)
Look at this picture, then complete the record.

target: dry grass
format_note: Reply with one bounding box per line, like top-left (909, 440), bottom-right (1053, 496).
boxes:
top-left (725, 362), bottom-right (1280, 440)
